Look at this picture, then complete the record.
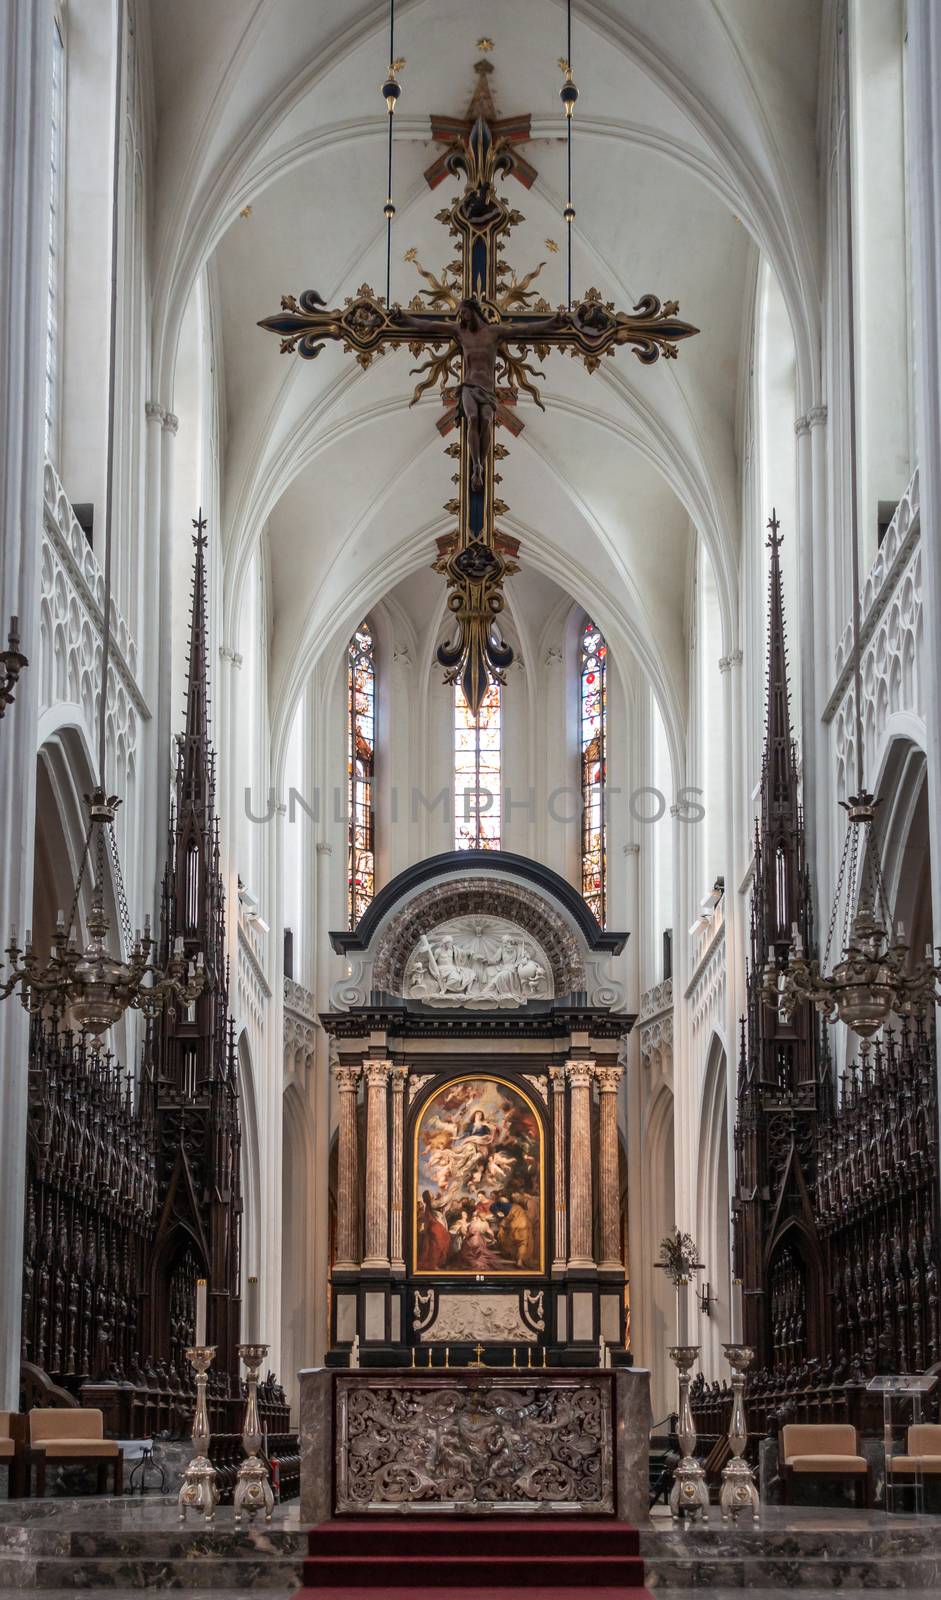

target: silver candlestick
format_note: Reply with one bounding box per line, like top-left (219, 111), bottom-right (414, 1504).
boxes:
top-left (669, 1345), bottom-right (710, 1523)
top-left (178, 1345), bottom-right (220, 1523)
top-left (233, 1343), bottom-right (274, 1527)
top-left (720, 1343), bottom-right (759, 1522)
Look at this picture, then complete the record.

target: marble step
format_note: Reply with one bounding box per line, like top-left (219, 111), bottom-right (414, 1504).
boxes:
top-left (640, 1526), bottom-right (941, 1558)
top-left (0, 1548), bottom-right (939, 1591)
top-left (0, 1551), bottom-right (301, 1591)
top-left (643, 1554), bottom-right (941, 1590)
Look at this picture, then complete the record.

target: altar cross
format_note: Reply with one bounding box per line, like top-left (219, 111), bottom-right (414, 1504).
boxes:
top-left (259, 113), bottom-right (698, 714)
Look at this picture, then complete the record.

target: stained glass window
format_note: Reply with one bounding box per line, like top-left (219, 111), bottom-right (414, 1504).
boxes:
top-left (454, 681), bottom-right (501, 850)
top-left (580, 619), bottom-right (607, 924)
top-left (44, 18), bottom-right (64, 460)
top-left (347, 623), bottom-right (375, 926)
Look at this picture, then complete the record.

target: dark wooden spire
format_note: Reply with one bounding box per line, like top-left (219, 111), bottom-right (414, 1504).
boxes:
top-left (734, 513), bottom-right (825, 1368)
top-left (143, 514), bottom-right (242, 1382)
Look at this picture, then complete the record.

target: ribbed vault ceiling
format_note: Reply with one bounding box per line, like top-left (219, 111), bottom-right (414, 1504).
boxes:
top-left (145, 0), bottom-right (822, 759)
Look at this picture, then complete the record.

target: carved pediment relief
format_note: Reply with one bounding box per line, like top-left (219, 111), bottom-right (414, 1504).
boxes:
top-left (403, 916), bottom-right (553, 1008)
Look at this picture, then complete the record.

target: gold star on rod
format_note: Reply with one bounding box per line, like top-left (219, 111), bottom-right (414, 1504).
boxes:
top-left (476, 37), bottom-right (494, 52)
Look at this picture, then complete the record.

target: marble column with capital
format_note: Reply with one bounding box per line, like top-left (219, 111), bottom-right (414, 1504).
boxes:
top-left (333, 1065), bottom-right (361, 1272)
top-left (596, 1065), bottom-right (624, 1272)
top-left (549, 1066), bottom-right (568, 1272)
top-left (389, 1065), bottom-right (408, 1273)
top-left (566, 1061), bottom-right (596, 1271)
top-left (362, 1060), bottom-right (392, 1271)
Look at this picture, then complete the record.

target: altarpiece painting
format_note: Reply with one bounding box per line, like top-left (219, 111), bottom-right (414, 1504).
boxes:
top-left (414, 1075), bottom-right (544, 1276)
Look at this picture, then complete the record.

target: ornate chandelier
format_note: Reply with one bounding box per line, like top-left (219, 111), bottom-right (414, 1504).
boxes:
top-left (0, 23), bottom-right (203, 1039)
top-left (762, 789), bottom-right (939, 1038)
top-left (1, 786), bottom-right (203, 1035)
top-left (762, 20), bottom-right (940, 1040)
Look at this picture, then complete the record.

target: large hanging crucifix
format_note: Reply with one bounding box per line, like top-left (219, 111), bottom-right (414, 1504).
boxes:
top-left (259, 113), bottom-right (698, 714)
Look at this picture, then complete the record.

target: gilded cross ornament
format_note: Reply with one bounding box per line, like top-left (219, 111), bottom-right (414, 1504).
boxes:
top-left (259, 114), bottom-right (698, 714)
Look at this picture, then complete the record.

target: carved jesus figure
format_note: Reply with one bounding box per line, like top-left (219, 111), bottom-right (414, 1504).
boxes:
top-left (392, 296), bottom-right (564, 490)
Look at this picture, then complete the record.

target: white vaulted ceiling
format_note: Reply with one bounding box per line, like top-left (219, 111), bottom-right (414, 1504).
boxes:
top-left (144, 0), bottom-right (822, 763)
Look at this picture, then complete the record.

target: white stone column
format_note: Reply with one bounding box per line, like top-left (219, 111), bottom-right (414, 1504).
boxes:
top-left (362, 1059), bottom-right (392, 1270)
top-left (908, 0), bottom-right (941, 1165)
top-left (333, 1065), bottom-right (362, 1272)
top-left (549, 1065), bottom-right (567, 1271)
top-left (389, 1065), bottom-right (408, 1273)
top-left (0, 0), bottom-right (53, 1410)
top-left (565, 1060), bottom-right (596, 1270)
top-left (596, 1065), bottom-right (624, 1272)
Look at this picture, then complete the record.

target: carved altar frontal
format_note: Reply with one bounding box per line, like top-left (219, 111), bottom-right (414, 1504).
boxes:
top-left (334, 1369), bottom-right (614, 1514)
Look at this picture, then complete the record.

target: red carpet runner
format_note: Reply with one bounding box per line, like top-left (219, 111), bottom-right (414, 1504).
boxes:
top-left (294, 1517), bottom-right (653, 1597)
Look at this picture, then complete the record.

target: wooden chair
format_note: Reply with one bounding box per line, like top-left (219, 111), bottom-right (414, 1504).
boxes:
top-left (885, 1422), bottom-right (941, 1476)
top-left (0, 1413), bottom-right (27, 1498)
top-left (28, 1407), bottom-right (123, 1498)
top-left (781, 1422), bottom-right (871, 1508)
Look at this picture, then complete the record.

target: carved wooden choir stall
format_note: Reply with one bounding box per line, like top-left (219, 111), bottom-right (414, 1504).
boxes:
top-left (723, 522), bottom-right (941, 1442)
top-left (19, 528), bottom-right (287, 1440)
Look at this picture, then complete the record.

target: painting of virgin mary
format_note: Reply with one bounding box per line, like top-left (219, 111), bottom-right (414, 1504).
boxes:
top-left (413, 1075), bottom-right (544, 1275)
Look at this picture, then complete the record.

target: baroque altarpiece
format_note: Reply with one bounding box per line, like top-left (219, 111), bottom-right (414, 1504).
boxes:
top-left (322, 855), bottom-right (634, 1366)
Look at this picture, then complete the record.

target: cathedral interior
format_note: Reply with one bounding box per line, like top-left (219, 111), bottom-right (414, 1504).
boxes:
top-left (1, 0), bottom-right (941, 1594)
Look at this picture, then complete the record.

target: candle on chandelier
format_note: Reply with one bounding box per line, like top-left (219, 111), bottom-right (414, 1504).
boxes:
top-left (730, 1278), bottom-right (744, 1344)
top-left (195, 1277), bottom-right (207, 1345)
top-left (676, 1277), bottom-right (691, 1345)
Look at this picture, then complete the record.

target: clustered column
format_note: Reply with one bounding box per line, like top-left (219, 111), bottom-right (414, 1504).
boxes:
top-left (596, 1064), bottom-right (624, 1271)
top-left (362, 1059), bottom-right (392, 1271)
top-left (389, 1065), bottom-right (408, 1273)
top-left (333, 1065), bottom-right (361, 1272)
top-left (565, 1060), bottom-right (596, 1270)
top-left (549, 1066), bottom-right (568, 1271)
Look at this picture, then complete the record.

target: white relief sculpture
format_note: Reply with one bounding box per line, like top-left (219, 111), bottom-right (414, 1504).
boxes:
top-left (408, 1072), bottom-right (433, 1106)
top-left (418, 1292), bottom-right (535, 1343)
top-left (522, 1074), bottom-right (549, 1105)
top-left (403, 917), bottom-right (552, 1008)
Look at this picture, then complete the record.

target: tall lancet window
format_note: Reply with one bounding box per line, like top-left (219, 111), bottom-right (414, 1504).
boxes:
top-left (580, 619), bottom-right (607, 924)
top-left (44, 17), bottom-right (65, 460)
top-left (454, 682), bottom-right (501, 850)
top-left (347, 623), bottom-right (375, 927)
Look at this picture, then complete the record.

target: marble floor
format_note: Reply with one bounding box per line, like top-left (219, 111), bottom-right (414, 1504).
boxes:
top-left (0, 1495), bottom-right (938, 1595)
